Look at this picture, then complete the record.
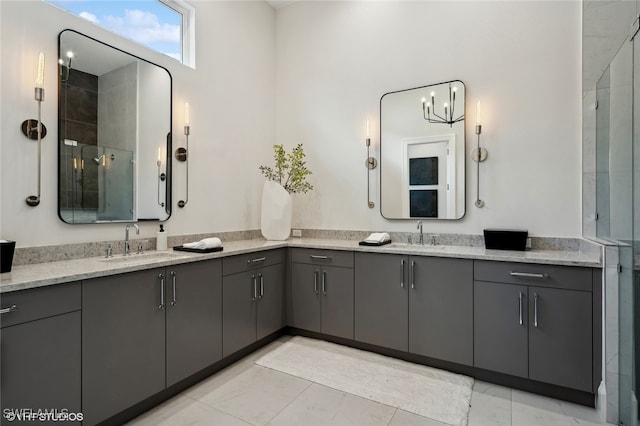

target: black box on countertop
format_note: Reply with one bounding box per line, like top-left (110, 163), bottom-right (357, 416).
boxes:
top-left (483, 229), bottom-right (528, 251)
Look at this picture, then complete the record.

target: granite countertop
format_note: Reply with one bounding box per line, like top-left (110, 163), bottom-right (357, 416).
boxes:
top-left (0, 238), bottom-right (602, 293)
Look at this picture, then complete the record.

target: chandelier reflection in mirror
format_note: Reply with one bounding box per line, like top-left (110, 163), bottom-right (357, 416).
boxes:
top-left (421, 82), bottom-right (464, 127)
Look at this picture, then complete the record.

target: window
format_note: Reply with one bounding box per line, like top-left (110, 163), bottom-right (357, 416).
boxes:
top-left (46, 0), bottom-right (194, 66)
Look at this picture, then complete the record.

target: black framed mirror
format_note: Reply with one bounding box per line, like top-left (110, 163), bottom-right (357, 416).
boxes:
top-left (57, 29), bottom-right (172, 224)
top-left (380, 80), bottom-right (466, 220)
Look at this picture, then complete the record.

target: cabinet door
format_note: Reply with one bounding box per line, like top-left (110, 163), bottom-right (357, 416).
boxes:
top-left (321, 265), bottom-right (354, 339)
top-left (474, 281), bottom-right (528, 378)
top-left (223, 271), bottom-right (257, 357)
top-left (355, 253), bottom-right (408, 351)
top-left (528, 286), bottom-right (592, 392)
top-left (1, 311), bottom-right (81, 421)
top-left (257, 263), bottom-right (285, 340)
top-left (83, 268), bottom-right (166, 425)
top-left (409, 257), bottom-right (473, 365)
top-left (290, 262), bottom-right (321, 333)
top-left (166, 260), bottom-right (223, 387)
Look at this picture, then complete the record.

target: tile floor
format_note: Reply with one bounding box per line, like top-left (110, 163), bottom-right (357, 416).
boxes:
top-left (128, 337), bottom-right (610, 426)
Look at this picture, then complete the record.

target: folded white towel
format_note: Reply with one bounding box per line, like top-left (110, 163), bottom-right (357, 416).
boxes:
top-left (183, 237), bottom-right (222, 250)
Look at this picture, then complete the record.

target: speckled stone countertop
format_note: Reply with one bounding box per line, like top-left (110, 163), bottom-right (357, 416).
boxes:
top-left (0, 238), bottom-right (602, 293)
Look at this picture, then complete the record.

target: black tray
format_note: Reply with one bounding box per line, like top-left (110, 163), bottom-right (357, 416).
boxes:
top-left (358, 240), bottom-right (392, 247)
top-left (173, 245), bottom-right (224, 253)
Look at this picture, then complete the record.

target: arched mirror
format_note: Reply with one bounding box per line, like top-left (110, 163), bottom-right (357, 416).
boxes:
top-left (380, 80), bottom-right (466, 219)
top-left (57, 29), bottom-right (172, 224)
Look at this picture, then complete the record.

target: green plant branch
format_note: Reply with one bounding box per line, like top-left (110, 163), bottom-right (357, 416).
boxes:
top-left (259, 144), bottom-right (313, 194)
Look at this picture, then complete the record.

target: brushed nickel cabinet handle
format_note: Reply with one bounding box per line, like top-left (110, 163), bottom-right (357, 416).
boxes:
top-left (510, 272), bottom-right (549, 279)
top-left (248, 257), bottom-right (266, 264)
top-left (314, 270), bottom-right (319, 294)
top-left (410, 260), bottom-right (415, 289)
top-left (518, 291), bottom-right (523, 325)
top-left (533, 292), bottom-right (539, 327)
top-left (310, 255), bottom-right (331, 260)
top-left (259, 273), bottom-right (264, 299)
top-left (400, 259), bottom-right (405, 288)
top-left (251, 274), bottom-right (257, 301)
top-left (171, 271), bottom-right (177, 306)
top-left (322, 271), bottom-right (327, 295)
top-left (158, 273), bottom-right (165, 310)
top-left (0, 304), bottom-right (18, 315)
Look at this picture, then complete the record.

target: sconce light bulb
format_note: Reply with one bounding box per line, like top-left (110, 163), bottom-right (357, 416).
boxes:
top-left (66, 51), bottom-right (74, 59)
top-left (36, 52), bottom-right (45, 88)
top-left (444, 102), bottom-right (448, 108)
top-left (421, 97), bottom-right (426, 103)
top-left (476, 100), bottom-right (482, 126)
top-left (452, 86), bottom-right (458, 92)
top-left (430, 91), bottom-right (435, 97)
top-left (184, 102), bottom-right (190, 126)
top-left (58, 58), bottom-right (64, 65)
top-left (366, 119), bottom-right (370, 138)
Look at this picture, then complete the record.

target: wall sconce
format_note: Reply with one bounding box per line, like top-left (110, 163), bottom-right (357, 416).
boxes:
top-left (421, 82), bottom-right (465, 127)
top-left (21, 52), bottom-right (47, 207)
top-left (58, 50), bottom-right (74, 83)
top-left (471, 101), bottom-right (487, 208)
top-left (157, 146), bottom-right (166, 207)
top-left (175, 102), bottom-right (189, 208)
top-left (365, 119), bottom-right (377, 209)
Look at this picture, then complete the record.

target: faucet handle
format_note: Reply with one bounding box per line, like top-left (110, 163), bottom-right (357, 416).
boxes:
top-left (137, 240), bottom-right (149, 254)
top-left (407, 234), bottom-right (413, 245)
top-left (105, 244), bottom-right (113, 258)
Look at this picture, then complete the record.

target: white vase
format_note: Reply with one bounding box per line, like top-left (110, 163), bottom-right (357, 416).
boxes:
top-left (261, 180), bottom-right (292, 241)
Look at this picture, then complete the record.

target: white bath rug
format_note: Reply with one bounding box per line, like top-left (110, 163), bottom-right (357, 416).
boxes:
top-left (255, 336), bottom-right (473, 426)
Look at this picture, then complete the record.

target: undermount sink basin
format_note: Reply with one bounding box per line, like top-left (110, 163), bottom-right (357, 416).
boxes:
top-left (99, 251), bottom-right (185, 263)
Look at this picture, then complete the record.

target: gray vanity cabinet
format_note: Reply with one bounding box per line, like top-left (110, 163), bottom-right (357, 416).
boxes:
top-left (290, 249), bottom-right (354, 339)
top-left (473, 261), bottom-right (594, 392)
top-left (355, 252), bottom-right (408, 351)
top-left (83, 260), bottom-right (223, 424)
top-left (222, 249), bottom-right (285, 358)
top-left (0, 283), bottom-right (81, 422)
top-left (166, 261), bottom-right (223, 387)
top-left (528, 286), bottom-right (592, 392)
top-left (355, 253), bottom-right (473, 361)
top-left (82, 268), bottom-right (166, 425)
top-left (408, 257), bottom-right (473, 366)
top-left (473, 280), bottom-right (529, 378)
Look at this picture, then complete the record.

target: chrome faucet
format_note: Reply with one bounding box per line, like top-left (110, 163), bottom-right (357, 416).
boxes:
top-left (124, 224), bottom-right (140, 256)
top-left (416, 221), bottom-right (423, 245)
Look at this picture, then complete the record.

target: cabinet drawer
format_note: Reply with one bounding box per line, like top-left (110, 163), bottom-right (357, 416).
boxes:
top-left (223, 249), bottom-right (284, 276)
top-left (0, 282), bottom-right (81, 328)
top-left (474, 261), bottom-right (592, 292)
top-left (290, 248), bottom-right (354, 268)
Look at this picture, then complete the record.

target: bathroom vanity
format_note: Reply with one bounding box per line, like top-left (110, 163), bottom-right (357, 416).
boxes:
top-left (0, 239), bottom-right (601, 425)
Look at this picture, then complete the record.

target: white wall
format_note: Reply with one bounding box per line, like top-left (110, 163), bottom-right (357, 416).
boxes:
top-left (1, 0), bottom-right (583, 249)
top-left (0, 0), bottom-right (276, 247)
top-left (276, 1), bottom-right (582, 237)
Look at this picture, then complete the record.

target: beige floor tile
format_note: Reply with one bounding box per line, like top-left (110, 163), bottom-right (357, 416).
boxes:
top-left (185, 337), bottom-right (291, 401)
top-left (511, 389), bottom-right (605, 426)
top-left (388, 409), bottom-right (450, 426)
top-left (193, 365), bottom-right (310, 425)
top-left (126, 395), bottom-right (251, 426)
top-left (511, 389), bottom-right (604, 424)
top-left (268, 383), bottom-right (396, 426)
top-left (468, 380), bottom-right (512, 426)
